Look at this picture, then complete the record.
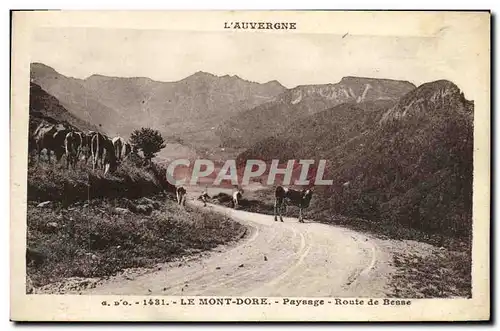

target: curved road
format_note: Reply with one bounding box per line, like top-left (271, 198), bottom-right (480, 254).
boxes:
top-left (83, 201), bottom-right (394, 297)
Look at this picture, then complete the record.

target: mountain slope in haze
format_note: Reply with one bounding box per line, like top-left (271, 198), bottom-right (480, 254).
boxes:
top-left (217, 76), bottom-right (416, 149)
top-left (30, 64), bottom-right (127, 137)
top-left (81, 71), bottom-right (285, 151)
top-left (30, 63), bottom-right (286, 153)
top-left (29, 82), bottom-right (99, 135)
top-left (238, 80), bottom-right (474, 240)
top-left (236, 99), bottom-right (394, 163)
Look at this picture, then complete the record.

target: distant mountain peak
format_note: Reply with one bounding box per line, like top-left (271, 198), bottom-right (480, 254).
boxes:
top-left (341, 75), bottom-right (410, 82)
top-left (190, 71), bottom-right (217, 79)
top-left (418, 79), bottom-right (460, 91)
top-left (182, 71), bottom-right (286, 89)
top-left (84, 73), bottom-right (155, 83)
top-left (193, 71), bottom-right (248, 81)
top-left (263, 79), bottom-right (286, 89)
top-left (31, 62), bottom-right (55, 70)
top-left (86, 74), bottom-right (108, 80)
top-left (340, 76), bottom-right (416, 88)
top-left (221, 73), bottom-right (241, 79)
top-left (380, 79), bottom-right (472, 124)
top-left (30, 62), bottom-right (59, 76)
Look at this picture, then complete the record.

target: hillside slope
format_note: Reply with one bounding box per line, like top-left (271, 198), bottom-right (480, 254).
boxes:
top-left (28, 80), bottom-right (176, 203)
top-left (238, 80), bottom-right (474, 240)
top-left (237, 100), bottom-right (394, 163)
top-left (217, 77), bottom-right (416, 148)
top-left (29, 82), bottom-right (99, 138)
top-left (30, 64), bottom-right (126, 137)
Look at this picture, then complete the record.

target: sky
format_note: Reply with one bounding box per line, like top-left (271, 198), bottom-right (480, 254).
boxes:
top-left (30, 24), bottom-right (486, 100)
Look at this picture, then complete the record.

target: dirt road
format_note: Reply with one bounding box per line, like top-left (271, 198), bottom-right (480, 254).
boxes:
top-left (81, 201), bottom-right (394, 297)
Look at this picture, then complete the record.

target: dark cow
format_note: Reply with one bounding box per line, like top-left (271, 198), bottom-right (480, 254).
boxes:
top-left (274, 186), bottom-right (313, 223)
top-left (198, 190), bottom-right (210, 207)
top-left (33, 123), bottom-right (70, 163)
top-left (112, 136), bottom-right (125, 161)
top-left (81, 131), bottom-right (97, 164)
top-left (123, 142), bottom-right (132, 159)
top-left (74, 131), bottom-right (84, 160)
top-left (64, 131), bottom-right (81, 169)
top-left (112, 137), bottom-right (133, 162)
top-left (176, 186), bottom-right (187, 206)
top-left (91, 132), bottom-right (117, 175)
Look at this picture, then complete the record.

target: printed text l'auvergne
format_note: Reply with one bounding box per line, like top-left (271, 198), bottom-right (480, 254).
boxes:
top-left (224, 22), bottom-right (297, 30)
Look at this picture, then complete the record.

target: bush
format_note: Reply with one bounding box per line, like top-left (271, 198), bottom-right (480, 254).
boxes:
top-left (129, 127), bottom-right (166, 163)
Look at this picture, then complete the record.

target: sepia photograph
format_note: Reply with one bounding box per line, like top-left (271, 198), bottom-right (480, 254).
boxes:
top-left (10, 10), bottom-right (490, 321)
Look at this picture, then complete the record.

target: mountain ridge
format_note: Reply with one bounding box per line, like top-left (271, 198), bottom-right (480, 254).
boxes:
top-left (30, 63), bottom-right (287, 158)
top-left (217, 76), bottom-right (417, 148)
top-left (77, 68), bottom-right (287, 89)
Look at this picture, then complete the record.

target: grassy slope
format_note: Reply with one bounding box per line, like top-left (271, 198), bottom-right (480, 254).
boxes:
top-left (28, 156), bottom-right (173, 204)
top-left (27, 154), bottom-right (244, 290)
top-left (389, 246), bottom-right (471, 298)
top-left (27, 197), bottom-right (244, 288)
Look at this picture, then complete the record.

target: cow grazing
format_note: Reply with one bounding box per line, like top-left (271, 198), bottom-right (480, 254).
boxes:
top-left (33, 123), bottom-right (69, 163)
top-left (274, 186), bottom-right (313, 223)
top-left (33, 123), bottom-right (54, 161)
top-left (198, 190), bottom-right (210, 207)
top-left (91, 132), bottom-right (117, 175)
top-left (232, 188), bottom-right (244, 209)
top-left (112, 136), bottom-right (125, 161)
top-left (74, 132), bottom-right (84, 159)
top-left (64, 131), bottom-right (81, 169)
top-left (81, 131), bottom-right (96, 163)
top-left (176, 186), bottom-right (187, 206)
top-left (123, 142), bottom-right (132, 159)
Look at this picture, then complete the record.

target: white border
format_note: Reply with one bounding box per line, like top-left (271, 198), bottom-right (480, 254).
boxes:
top-left (4, 1), bottom-right (497, 330)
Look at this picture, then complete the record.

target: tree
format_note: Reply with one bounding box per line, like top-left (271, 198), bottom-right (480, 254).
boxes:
top-left (129, 127), bottom-right (166, 164)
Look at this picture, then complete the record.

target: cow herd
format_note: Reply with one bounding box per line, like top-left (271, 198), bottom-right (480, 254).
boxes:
top-left (175, 184), bottom-right (314, 223)
top-left (176, 185), bottom-right (245, 210)
top-left (30, 122), bottom-right (315, 222)
top-left (31, 122), bottom-right (133, 175)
